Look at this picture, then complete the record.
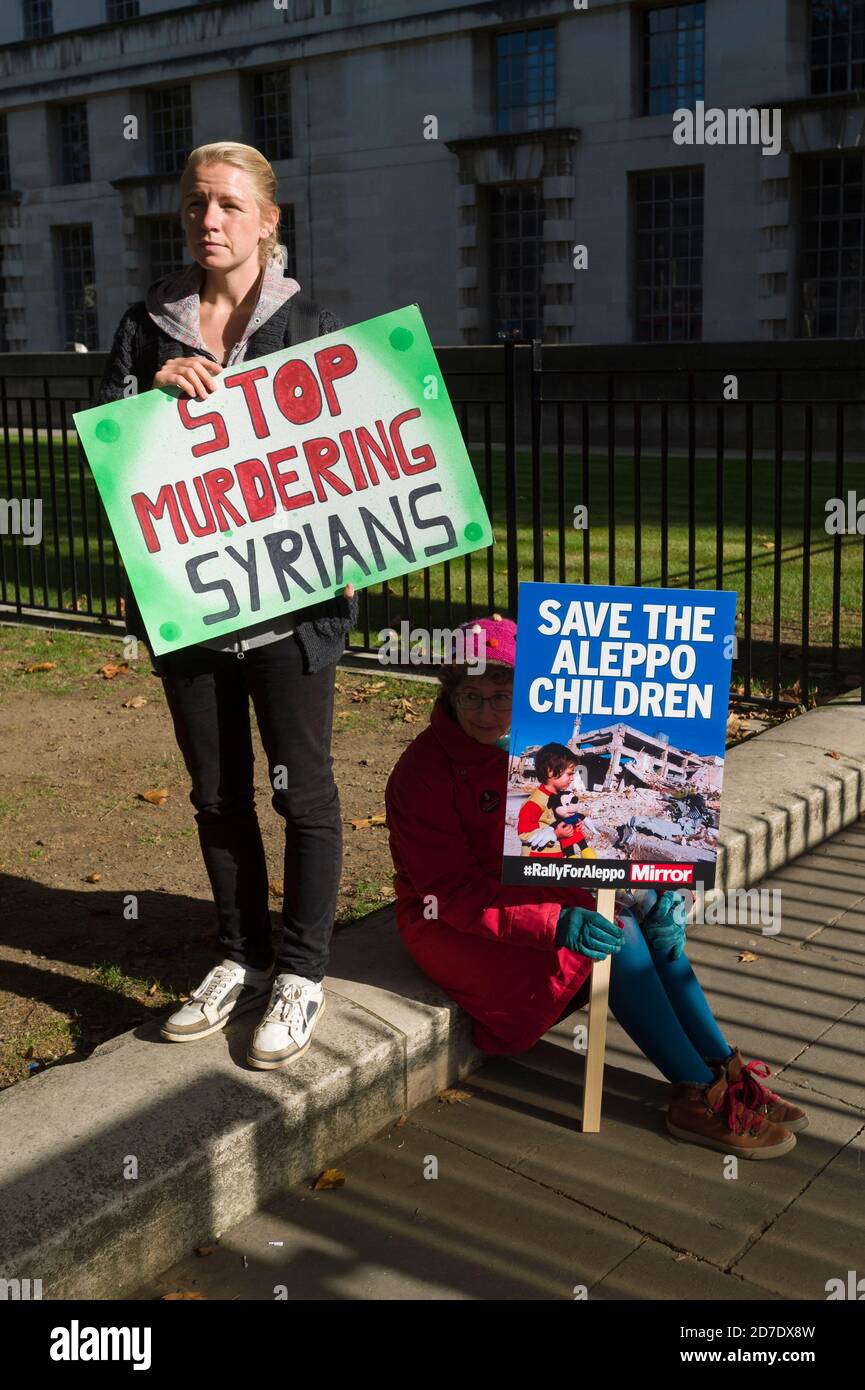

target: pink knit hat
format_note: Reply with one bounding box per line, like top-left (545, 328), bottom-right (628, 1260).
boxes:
top-left (451, 613), bottom-right (517, 668)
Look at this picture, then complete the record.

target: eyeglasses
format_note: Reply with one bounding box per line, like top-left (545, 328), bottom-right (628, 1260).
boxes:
top-left (453, 689), bottom-right (513, 711)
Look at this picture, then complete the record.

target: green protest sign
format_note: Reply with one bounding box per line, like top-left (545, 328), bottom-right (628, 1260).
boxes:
top-left (74, 304), bottom-right (493, 655)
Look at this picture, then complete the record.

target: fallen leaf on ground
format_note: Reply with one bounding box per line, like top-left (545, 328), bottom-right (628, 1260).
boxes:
top-left (195, 1244), bottom-right (218, 1257)
top-left (738, 951), bottom-right (760, 963)
top-left (25, 662), bottom-right (56, 673)
top-left (438, 1087), bottom-right (473, 1104)
top-left (314, 1168), bottom-right (346, 1190)
top-left (122, 695), bottom-right (148, 709)
top-left (137, 788), bottom-right (169, 806)
top-left (350, 814), bottom-right (386, 829)
top-left (147, 982), bottom-right (159, 996)
top-left (825, 750), bottom-right (842, 759)
top-left (162, 1292), bottom-right (205, 1300)
top-left (84, 872), bottom-right (101, 883)
top-left (99, 662), bottom-right (129, 679)
top-left (269, 879), bottom-right (284, 898)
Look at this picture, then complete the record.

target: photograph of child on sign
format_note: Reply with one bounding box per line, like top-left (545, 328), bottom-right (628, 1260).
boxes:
top-left (502, 581), bottom-right (737, 887)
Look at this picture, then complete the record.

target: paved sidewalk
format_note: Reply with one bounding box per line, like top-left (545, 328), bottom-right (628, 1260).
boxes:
top-left (132, 817), bottom-right (865, 1302)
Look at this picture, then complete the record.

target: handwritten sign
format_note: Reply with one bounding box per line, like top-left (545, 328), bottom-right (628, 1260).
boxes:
top-left (74, 305), bottom-right (493, 654)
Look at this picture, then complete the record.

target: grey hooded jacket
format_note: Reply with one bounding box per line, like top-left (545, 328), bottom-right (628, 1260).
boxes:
top-left (94, 266), bottom-right (359, 674)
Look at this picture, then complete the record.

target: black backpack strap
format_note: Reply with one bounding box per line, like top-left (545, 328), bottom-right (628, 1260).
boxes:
top-left (286, 293), bottom-right (321, 347)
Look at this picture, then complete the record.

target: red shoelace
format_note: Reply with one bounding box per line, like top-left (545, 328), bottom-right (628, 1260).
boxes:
top-left (713, 1059), bottom-right (781, 1135)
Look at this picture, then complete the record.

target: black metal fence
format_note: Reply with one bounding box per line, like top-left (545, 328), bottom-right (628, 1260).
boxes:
top-left (1, 340), bottom-right (863, 707)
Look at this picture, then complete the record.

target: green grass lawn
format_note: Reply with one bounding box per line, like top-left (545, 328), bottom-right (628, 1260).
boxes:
top-left (2, 437), bottom-right (862, 673)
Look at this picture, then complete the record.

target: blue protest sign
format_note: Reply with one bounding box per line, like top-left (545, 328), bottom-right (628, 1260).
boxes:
top-left (502, 581), bottom-right (737, 889)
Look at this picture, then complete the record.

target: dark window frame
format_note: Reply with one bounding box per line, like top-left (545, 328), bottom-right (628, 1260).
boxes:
top-left (56, 223), bottom-right (98, 350)
top-left (59, 102), bottom-right (91, 185)
top-left (799, 151), bottom-right (865, 338)
top-left (643, 2), bottom-right (705, 116)
top-left (494, 26), bottom-right (556, 134)
top-left (22, 0), bottom-right (53, 40)
top-left (488, 181), bottom-right (545, 341)
top-left (250, 69), bottom-right (293, 162)
top-left (106, 0), bottom-right (140, 19)
top-left (810, 0), bottom-right (865, 96)
top-left (148, 85), bottom-right (193, 177)
top-left (634, 165), bottom-right (704, 342)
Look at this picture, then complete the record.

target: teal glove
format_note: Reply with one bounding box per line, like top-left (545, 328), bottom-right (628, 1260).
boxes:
top-left (555, 905), bottom-right (623, 962)
top-left (641, 890), bottom-right (687, 959)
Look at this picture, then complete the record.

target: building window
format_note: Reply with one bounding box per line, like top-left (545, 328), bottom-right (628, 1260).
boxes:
top-left (279, 203), bottom-right (296, 275)
top-left (0, 115), bottom-right (10, 196)
top-left (495, 28), bottom-right (556, 134)
top-left (251, 70), bottom-right (293, 161)
top-left (57, 224), bottom-right (98, 350)
top-left (489, 184), bottom-right (545, 340)
top-left (643, 3), bottom-right (705, 115)
top-left (635, 167), bottom-right (703, 341)
top-left (147, 216), bottom-right (187, 284)
top-left (811, 1), bottom-right (865, 95)
top-left (106, 0), bottom-right (140, 17)
top-left (59, 104), bottom-right (91, 184)
top-left (149, 86), bottom-right (193, 176)
top-left (801, 153), bottom-right (865, 337)
top-left (22, 0), bottom-right (53, 39)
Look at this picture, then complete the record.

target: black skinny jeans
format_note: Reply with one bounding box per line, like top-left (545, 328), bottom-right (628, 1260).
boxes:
top-left (158, 632), bottom-right (342, 980)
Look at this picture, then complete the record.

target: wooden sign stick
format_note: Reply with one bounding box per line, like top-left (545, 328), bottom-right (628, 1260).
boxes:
top-left (581, 885), bottom-right (616, 1133)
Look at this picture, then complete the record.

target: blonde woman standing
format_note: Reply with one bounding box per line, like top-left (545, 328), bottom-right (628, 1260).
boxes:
top-left (96, 142), bottom-right (357, 1068)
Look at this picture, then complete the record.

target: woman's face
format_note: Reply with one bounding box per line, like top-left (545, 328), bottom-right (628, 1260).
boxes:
top-left (451, 673), bottom-right (513, 745)
top-left (181, 162), bottom-right (275, 272)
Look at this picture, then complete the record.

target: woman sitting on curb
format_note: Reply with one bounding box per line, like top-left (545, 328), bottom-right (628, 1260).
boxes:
top-left (384, 614), bottom-right (808, 1160)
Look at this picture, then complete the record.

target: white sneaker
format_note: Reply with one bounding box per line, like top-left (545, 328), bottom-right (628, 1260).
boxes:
top-left (161, 958), bottom-right (275, 1043)
top-left (246, 973), bottom-right (327, 1069)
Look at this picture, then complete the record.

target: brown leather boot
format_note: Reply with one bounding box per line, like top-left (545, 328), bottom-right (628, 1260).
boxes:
top-left (705, 1047), bottom-right (809, 1133)
top-left (666, 1066), bottom-right (797, 1159)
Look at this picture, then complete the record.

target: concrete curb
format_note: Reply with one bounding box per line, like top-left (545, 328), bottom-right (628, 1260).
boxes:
top-left (0, 698), bottom-right (863, 1299)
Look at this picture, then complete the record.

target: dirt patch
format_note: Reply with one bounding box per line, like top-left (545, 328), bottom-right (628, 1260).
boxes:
top-left (0, 627), bottom-right (435, 1090)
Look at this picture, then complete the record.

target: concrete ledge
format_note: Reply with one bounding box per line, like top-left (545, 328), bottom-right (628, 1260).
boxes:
top-left (0, 913), bottom-right (483, 1300)
top-left (714, 698), bottom-right (865, 892)
top-left (0, 699), bottom-right (863, 1299)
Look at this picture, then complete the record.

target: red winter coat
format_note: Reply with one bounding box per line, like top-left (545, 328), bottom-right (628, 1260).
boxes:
top-left (384, 693), bottom-right (596, 1054)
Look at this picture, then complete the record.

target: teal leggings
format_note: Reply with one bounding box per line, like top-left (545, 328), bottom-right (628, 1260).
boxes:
top-left (608, 909), bottom-right (733, 1085)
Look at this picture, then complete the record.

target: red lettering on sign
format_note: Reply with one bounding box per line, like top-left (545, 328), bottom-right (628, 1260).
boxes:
top-left (272, 359), bottom-right (323, 427)
top-left (389, 407), bottom-right (436, 475)
top-left (629, 864), bottom-right (695, 884)
top-left (177, 397), bottom-right (230, 457)
top-left (202, 467), bottom-right (247, 530)
top-left (131, 485), bottom-right (187, 552)
top-left (224, 366), bottom-right (270, 439)
top-left (265, 445), bottom-right (314, 512)
top-left (236, 457), bottom-right (277, 523)
top-left (357, 421), bottom-right (400, 485)
top-left (313, 343), bottom-right (357, 416)
top-left (303, 436), bottom-right (353, 504)
top-left (175, 476), bottom-right (217, 537)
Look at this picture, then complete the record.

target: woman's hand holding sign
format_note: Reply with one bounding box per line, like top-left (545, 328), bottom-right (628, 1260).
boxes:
top-left (641, 890), bottom-right (687, 959)
top-left (154, 356), bottom-right (222, 400)
top-left (555, 905), bottom-right (622, 962)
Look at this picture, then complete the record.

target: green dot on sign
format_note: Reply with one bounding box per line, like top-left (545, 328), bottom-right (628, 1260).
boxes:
top-left (388, 327), bottom-right (414, 352)
top-left (223, 528), bottom-right (232, 538)
top-left (464, 522), bottom-right (484, 542)
top-left (95, 419), bottom-right (120, 443)
top-left (160, 622), bottom-right (182, 642)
